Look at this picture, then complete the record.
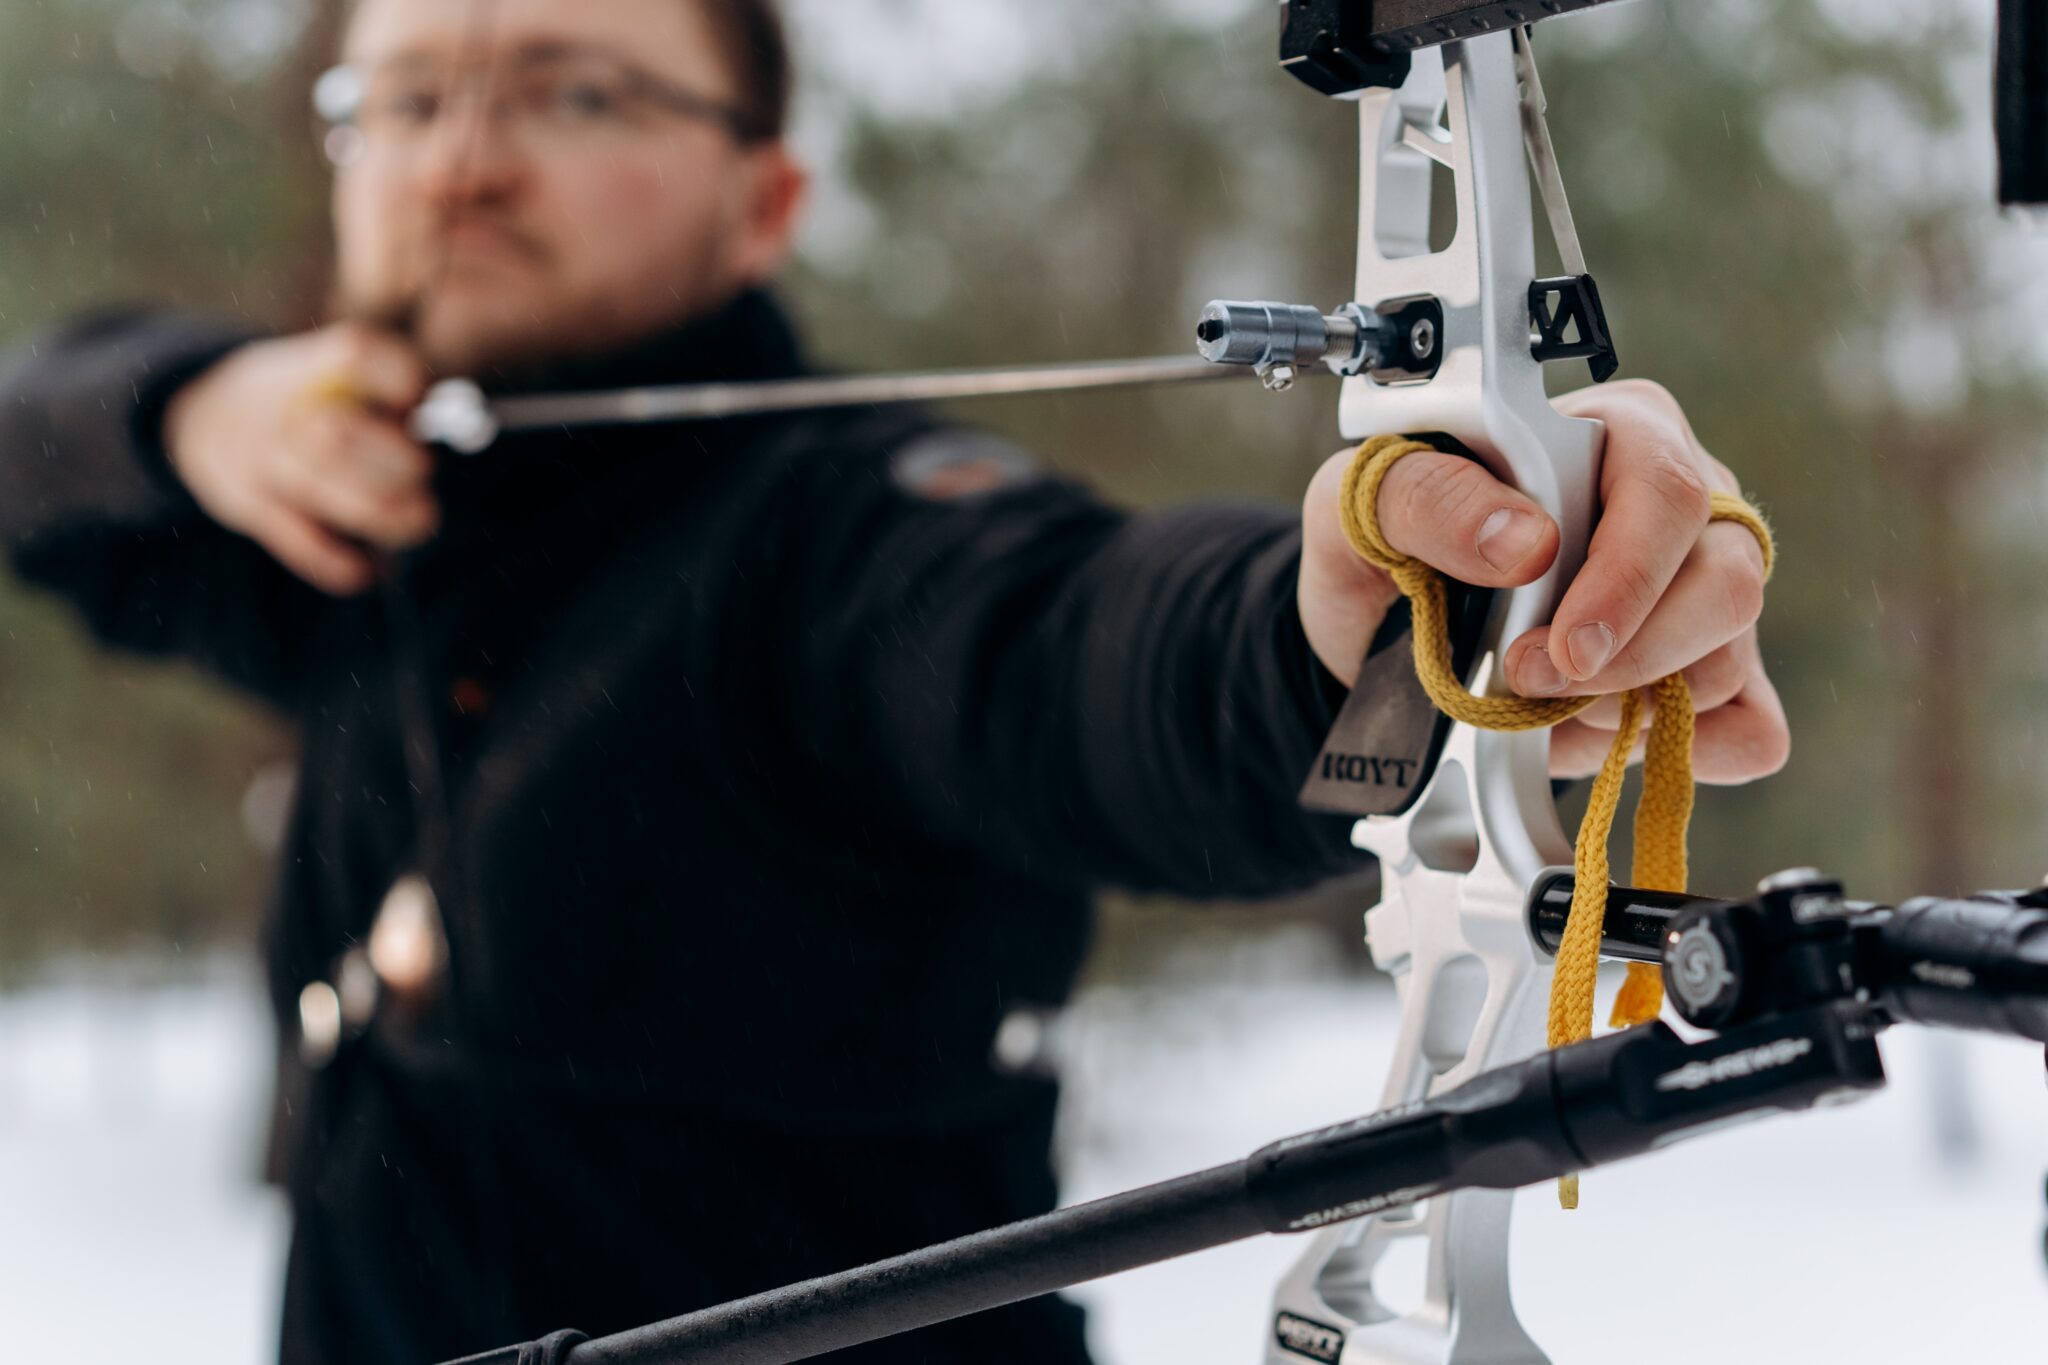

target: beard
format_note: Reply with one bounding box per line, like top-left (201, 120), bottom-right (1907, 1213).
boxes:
top-left (335, 227), bottom-right (737, 384)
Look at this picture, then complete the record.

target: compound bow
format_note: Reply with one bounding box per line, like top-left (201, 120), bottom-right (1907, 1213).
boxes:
top-left (445, 3), bottom-right (2048, 1363)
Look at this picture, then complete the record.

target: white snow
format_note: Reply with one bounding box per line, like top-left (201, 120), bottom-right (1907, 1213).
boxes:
top-left (0, 943), bottom-right (2042, 1363)
top-left (1057, 939), bottom-right (2048, 1365)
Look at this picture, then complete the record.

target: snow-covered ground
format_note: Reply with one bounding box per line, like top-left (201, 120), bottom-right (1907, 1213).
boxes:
top-left (1, 939), bottom-right (2042, 1363)
top-left (0, 957), bottom-right (288, 1363)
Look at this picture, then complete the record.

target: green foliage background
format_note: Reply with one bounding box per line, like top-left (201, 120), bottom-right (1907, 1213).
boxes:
top-left (2, 0), bottom-right (2044, 979)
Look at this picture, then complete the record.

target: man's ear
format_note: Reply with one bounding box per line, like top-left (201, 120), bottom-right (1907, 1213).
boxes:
top-left (730, 144), bottom-right (808, 286)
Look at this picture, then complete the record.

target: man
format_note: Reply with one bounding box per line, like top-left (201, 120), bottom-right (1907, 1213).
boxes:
top-left (0, 0), bottom-right (1786, 1360)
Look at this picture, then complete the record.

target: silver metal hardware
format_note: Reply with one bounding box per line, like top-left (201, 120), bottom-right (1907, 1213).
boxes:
top-left (1410, 316), bottom-right (1438, 359)
top-left (297, 979), bottom-right (343, 1069)
top-left (412, 378), bottom-right (497, 455)
top-left (1194, 299), bottom-right (1385, 382)
top-left (1513, 29), bottom-right (1590, 279)
top-left (1758, 867), bottom-right (1828, 896)
top-left (1668, 921), bottom-right (1735, 1015)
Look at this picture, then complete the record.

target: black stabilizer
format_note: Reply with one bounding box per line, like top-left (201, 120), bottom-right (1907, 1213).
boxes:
top-left (444, 1329), bottom-right (590, 1365)
top-left (448, 1010), bottom-right (1884, 1365)
top-left (1551, 1008), bottom-right (1887, 1169)
top-left (1998, 0), bottom-right (2048, 207)
top-left (1879, 891), bottom-right (2048, 1042)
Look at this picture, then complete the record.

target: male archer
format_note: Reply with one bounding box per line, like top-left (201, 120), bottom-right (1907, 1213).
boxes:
top-left (0, 0), bottom-right (1784, 1360)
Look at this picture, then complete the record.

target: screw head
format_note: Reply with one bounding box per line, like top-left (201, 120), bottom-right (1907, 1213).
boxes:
top-left (1261, 364), bottom-right (1298, 392)
top-left (1409, 317), bottom-right (1437, 359)
top-left (1666, 920), bottom-right (1737, 1017)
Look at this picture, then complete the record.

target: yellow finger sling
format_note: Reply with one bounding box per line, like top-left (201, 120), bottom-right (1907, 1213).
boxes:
top-left (1338, 435), bottom-right (1775, 1208)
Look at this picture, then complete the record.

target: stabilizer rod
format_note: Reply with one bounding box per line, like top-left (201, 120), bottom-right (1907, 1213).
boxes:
top-left (449, 1005), bottom-right (1883, 1365)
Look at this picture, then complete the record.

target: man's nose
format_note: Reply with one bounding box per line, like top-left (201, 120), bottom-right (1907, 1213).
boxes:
top-left (413, 91), bottom-right (526, 204)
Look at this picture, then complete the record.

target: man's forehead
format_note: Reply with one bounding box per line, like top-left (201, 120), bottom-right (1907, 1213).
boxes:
top-left (344, 0), bottom-right (727, 85)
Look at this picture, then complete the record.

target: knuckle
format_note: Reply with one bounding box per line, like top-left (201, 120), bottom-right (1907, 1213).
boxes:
top-left (1728, 565), bottom-right (1766, 629)
top-left (1604, 554), bottom-right (1664, 628)
top-left (1689, 645), bottom-right (1746, 705)
top-left (1604, 635), bottom-right (1656, 691)
top-left (301, 415), bottom-right (352, 469)
top-left (1399, 456), bottom-right (1490, 530)
top-left (1641, 443), bottom-right (1713, 523)
top-left (327, 326), bottom-right (376, 370)
top-left (1613, 377), bottom-right (1680, 416)
top-left (1704, 453), bottom-right (1741, 495)
top-left (1717, 547), bottom-right (1767, 627)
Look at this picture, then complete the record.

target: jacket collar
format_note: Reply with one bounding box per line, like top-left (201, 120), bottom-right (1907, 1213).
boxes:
top-left (472, 288), bottom-right (807, 399)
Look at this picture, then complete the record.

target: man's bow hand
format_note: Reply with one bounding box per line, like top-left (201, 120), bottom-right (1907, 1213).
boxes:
top-left (1298, 379), bottom-right (1789, 784)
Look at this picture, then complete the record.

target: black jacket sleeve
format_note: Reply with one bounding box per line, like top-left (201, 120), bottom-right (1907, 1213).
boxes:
top-left (749, 432), bottom-right (1372, 901)
top-left (0, 310), bottom-right (335, 710)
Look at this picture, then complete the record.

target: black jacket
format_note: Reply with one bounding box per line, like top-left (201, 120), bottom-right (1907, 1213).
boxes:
top-left (0, 292), bottom-right (1371, 1363)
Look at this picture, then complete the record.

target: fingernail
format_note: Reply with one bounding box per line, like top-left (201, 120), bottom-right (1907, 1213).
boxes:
top-left (1476, 508), bottom-right (1543, 574)
top-left (1518, 648), bottom-right (1568, 696)
top-left (1567, 622), bottom-right (1617, 678)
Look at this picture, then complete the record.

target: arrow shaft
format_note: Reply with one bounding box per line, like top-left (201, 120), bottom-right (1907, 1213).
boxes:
top-left (483, 355), bottom-right (1272, 432)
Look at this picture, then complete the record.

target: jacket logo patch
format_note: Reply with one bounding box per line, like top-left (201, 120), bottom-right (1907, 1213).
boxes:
top-left (889, 433), bottom-right (1037, 501)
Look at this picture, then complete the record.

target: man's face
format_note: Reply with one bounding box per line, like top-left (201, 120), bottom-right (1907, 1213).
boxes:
top-left (333, 0), bottom-right (802, 376)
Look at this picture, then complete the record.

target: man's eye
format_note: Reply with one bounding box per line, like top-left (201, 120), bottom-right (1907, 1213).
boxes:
top-left (372, 91), bottom-right (443, 126)
top-left (553, 82), bottom-right (622, 119)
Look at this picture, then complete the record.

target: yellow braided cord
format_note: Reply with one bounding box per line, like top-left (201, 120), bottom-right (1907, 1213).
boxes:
top-left (1340, 439), bottom-right (1599, 732)
top-left (1708, 490), bottom-right (1775, 581)
top-left (1339, 437), bottom-right (1774, 1210)
top-left (1608, 673), bottom-right (1696, 1028)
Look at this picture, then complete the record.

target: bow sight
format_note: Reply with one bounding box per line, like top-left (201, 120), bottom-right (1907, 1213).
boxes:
top-left (443, 4), bottom-right (2048, 1364)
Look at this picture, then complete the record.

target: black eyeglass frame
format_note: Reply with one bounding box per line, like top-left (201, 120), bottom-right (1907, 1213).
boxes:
top-left (312, 46), bottom-right (777, 150)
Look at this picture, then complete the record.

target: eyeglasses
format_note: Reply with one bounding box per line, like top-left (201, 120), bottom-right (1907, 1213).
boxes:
top-left (313, 44), bottom-right (773, 165)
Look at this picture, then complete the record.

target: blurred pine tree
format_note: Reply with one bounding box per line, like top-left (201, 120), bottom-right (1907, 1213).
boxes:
top-left (2, 0), bottom-right (2043, 976)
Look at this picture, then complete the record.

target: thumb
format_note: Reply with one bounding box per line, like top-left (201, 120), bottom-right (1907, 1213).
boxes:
top-left (1375, 449), bottom-right (1557, 587)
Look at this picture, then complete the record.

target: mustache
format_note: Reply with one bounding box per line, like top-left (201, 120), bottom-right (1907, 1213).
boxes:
top-left (341, 216), bottom-right (552, 337)
top-left (430, 212), bottom-right (550, 264)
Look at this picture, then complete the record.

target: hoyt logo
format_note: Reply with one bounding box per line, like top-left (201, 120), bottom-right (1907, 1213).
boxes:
top-left (1274, 1311), bottom-right (1346, 1363)
top-left (1319, 752), bottom-right (1421, 788)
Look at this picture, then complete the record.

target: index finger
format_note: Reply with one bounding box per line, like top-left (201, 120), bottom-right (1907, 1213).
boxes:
top-left (1546, 391), bottom-right (1714, 682)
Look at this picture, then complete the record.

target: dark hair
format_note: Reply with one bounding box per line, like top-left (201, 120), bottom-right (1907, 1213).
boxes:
top-left (696, 0), bottom-right (792, 141)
